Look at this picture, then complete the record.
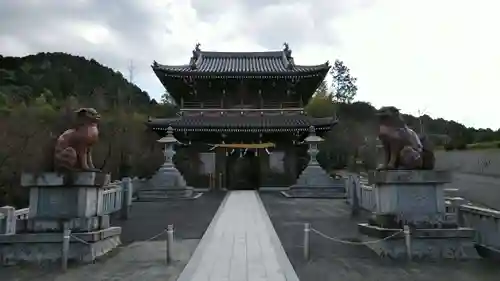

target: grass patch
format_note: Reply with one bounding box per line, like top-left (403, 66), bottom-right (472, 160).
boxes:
top-left (436, 141), bottom-right (500, 151)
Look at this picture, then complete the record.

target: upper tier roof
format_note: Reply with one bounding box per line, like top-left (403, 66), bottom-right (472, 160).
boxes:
top-left (152, 43), bottom-right (330, 77)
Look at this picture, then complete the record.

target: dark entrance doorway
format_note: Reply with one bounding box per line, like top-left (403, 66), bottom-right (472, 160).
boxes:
top-left (226, 149), bottom-right (260, 190)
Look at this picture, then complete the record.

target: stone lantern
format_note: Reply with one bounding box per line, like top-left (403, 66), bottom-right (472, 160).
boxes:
top-left (158, 126), bottom-right (178, 169)
top-left (283, 126), bottom-right (346, 198)
top-left (305, 126), bottom-right (323, 165)
top-left (139, 126), bottom-right (196, 199)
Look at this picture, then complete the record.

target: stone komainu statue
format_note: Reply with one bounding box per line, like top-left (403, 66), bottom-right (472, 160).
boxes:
top-left (377, 106), bottom-right (435, 170)
top-left (53, 108), bottom-right (101, 172)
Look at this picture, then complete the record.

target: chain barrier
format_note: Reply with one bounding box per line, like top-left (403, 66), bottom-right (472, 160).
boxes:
top-left (69, 228), bottom-right (168, 245)
top-left (145, 229), bottom-right (168, 241)
top-left (309, 227), bottom-right (403, 245)
top-left (70, 234), bottom-right (91, 245)
top-left (303, 223), bottom-right (412, 261)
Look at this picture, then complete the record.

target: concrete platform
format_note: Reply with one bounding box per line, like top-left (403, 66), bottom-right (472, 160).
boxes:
top-left (176, 190), bottom-right (298, 281)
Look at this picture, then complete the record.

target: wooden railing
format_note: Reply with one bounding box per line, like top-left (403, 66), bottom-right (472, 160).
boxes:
top-left (181, 101), bottom-right (302, 109)
top-left (0, 177), bottom-right (133, 235)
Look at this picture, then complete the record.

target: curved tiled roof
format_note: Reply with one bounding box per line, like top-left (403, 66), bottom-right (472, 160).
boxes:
top-left (153, 49), bottom-right (330, 76)
top-left (148, 113), bottom-right (337, 133)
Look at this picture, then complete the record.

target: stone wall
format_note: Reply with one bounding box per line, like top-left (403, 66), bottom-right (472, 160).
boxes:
top-left (435, 149), bottom-right (500, 177)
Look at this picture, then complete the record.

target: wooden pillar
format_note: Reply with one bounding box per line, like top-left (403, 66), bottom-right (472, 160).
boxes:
top-left (285, 145), bottom-right (298, 184)
top-left (215, 147), bottom-right (227, 190)
top-left (259, 148), bottom-right (270, 187)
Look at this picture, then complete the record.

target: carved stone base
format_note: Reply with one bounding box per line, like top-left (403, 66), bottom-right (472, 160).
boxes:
top-left (281, 187), bottom-right (346, 199)
top-left (283, 165), bottom-right (346, 198)
top-left (21, 172), bottom-right (111, 187)
top-left (0, 227), bottom-right (121, 265)
top-left (140, 165), bottom-right (197, 199)
top-left (358, 223), bottom-right (479, 260)
top-left (21, 172), bottom-right (112, 219)
top-left (136, 189), bottom-right (203, 201)
top-left (475, 244), bottom-right (500, 261)
top-left (368, 170), bottom-right (450, 227)
top-left (26, 215), bottom-right (110, 233)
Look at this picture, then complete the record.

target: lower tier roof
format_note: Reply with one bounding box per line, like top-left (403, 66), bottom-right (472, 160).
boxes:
top-left (148, 114), bottom-right (336, 133)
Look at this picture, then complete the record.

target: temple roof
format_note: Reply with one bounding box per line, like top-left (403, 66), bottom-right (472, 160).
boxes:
top-left (152, 43), bottom-right (330, 78)
top-left (148, 113), bottom-right (336, 133)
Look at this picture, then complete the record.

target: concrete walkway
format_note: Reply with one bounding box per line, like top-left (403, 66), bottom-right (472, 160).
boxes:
top-left (176, 191), bottom-right (299, 281)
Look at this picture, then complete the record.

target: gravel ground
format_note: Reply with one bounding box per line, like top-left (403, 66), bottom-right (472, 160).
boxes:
top-left (0, 191), bottom-right (226, 281)
top-left (260, 192), bottom-right (500, 281)
top-left (112, 191), bottom-right (226, 243)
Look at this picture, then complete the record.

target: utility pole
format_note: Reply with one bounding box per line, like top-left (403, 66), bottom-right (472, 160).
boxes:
top-left (417, 107), bottom-right (428, 135)
top-left (127, 60), bottom-right (135, 106)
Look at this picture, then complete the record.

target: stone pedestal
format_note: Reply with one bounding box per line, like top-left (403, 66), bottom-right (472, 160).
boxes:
top-left (137, 126), bottom-right (199, 201)
top-left (0, 227), bottom-right (121, 265)
top-left (0, 172), bottom-right (122, 265)
top-left (22, 172), bottom-right (109, 219)
top-left (21, 172), bottom-right (111, 232)
top-left (282, 126), bottom-right (345, 198)
top-left (358, 170), bottom-right (479, 260)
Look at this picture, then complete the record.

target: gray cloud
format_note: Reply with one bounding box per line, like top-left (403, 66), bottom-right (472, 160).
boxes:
top-left (0, 0), bottom-right (373, 98)
top-left (189, 0), bottom-right (374, 50)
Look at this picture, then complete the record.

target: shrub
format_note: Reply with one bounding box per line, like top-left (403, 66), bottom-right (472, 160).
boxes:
top-left (455, 142), bottom-right (467, 150)
top-left (443, 143), bottom-right (455, 151)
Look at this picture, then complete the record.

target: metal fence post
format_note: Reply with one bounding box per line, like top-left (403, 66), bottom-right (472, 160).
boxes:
top-left (304, 223), bottom-right (310, 260)
top-left (403, 225), bottom-right (412, 261)
top-left (62, 224), bottom-right (71, 271)
top-left (166, 224), bottom-right (174, 263)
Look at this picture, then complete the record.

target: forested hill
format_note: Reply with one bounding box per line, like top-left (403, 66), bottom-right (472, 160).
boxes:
top-left (0, 52), bottom-right (498, 147)
top-left (307, 85), bottom-right (500, 149)
top-left (0, 52), bottom-right (153, 109)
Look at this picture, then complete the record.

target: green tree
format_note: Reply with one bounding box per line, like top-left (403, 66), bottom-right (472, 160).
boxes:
top-left (305, 93), bottom-right (336, 118)
top-left (315, 79), bottom-right (329, 97)
top-left (331, 59), bottom-right (358, 103)
top-left (161, 90), bottom-right (176, 105)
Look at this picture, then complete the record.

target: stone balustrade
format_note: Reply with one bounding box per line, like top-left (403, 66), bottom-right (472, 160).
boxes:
top-left (459, 204), bottom-right (500, 256)
top-left (345, 174), bottom-right (376, 212)
top-left (359, 184), bottom-right (376, 212)
top-left (345, 172), bottom-right (500, 260)
top-left (102, 181), bottom-right (124, 215)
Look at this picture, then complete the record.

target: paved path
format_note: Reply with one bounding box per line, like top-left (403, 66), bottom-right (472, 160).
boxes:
top-left (445, 172), bottom-right (500, 209)
top-left (176, 190), bottom-right (298, 281)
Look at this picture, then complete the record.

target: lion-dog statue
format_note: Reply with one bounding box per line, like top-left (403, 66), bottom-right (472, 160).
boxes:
top-left (376, 106), bottom-right (435, 170)
top-left (54, 108), bottom-right (101, 172)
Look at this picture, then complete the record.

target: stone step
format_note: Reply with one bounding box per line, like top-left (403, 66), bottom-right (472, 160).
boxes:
top-left (135, 189), bottom-right (202, 201)
top-left (281, 189), bottom-right (346, 199)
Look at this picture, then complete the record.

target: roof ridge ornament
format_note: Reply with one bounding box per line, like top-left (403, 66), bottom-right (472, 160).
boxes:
top-left (189, 43), bottom-right (202, 70)
top-left (282, 42), bottom-right (295, 70)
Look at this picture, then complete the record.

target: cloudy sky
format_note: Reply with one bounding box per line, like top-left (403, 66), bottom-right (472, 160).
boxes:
top-left (0, 0), bottom-right (498, 129)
